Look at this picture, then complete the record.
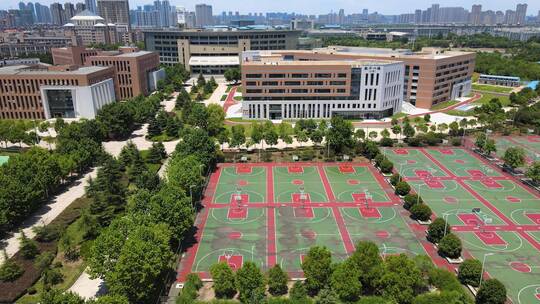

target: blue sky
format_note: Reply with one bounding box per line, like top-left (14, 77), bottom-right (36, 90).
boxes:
top-left (3, 0), bottom-right (539, 15)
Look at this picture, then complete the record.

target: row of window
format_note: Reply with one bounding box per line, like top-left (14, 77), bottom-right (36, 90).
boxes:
top-left (245, 73), bottom-right (348, 79)
top-left (0, 110), bottom-right (43, 120)
top-left (246, 80), bottom-right (347, 86)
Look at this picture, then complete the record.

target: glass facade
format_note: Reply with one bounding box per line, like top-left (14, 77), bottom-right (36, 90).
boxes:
top-left (46, 89), bottom-right (75, 118)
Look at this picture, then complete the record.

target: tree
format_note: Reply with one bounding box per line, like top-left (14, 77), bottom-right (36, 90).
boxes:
top-left (210, 262), bottom-right (237, 298)
top-left (230, 125), bottom-right (246, 150)
top-left (267, 264), bottom-right (288, 296)
top-left (503, 147), bottom-right (526, 169)
top-left (410, 203), bottom-right (432, 221)
top-left (526, 161), bottom-right (540, 184)
top-left (147, 142), bottom-right (167, 164)
top-left (427, 218), bottom-right (451, 244)
top-left (263, 121), bottom-right (279, 148)
top-left (403, 122), bottom-right (416, 138)
top-left (395, 181), bottom-right (411, 196)
top-left (381, 128), bottom-right (390, 138)
top-left (355, 129), bottom-right (366, 142)
top-left (19, 230), bottom-right (39, 259)
top-left (327, 116), bottom-right (353, 153)
top-left (314, 288), bottom-right (339, 304)
top-left (96, 102), bottom-right (135, 140)
top-left (185, 103), bottom-right (208, 129)
top-left (404, 193), bottom-right (422, 210)
top-left (106, 224), bottom-right (172, 303)
top-left (475, 279), bottom-right (506, 304)
top-left (236, 261), bottom-right (266, 303)
top-left (250, 123), bottom-right (265, 153)
top-left (290, 281), bottom-right (308, 302)
top-left (438, 233), bottom-right (462, 259)
top-left (458, 259), bottom-right (482, 287)
top-left (377, 254), bottom-right (424, 304)
top-left (349, 241), bottom-right (383, 292)
top-left (278, 122), bottom-right (293, 148)
top-left (330, 260), bottom-right (362, 302)
top-left (424, 114), bottom-right (431, 122)
top-left (166, 155), bottom-right (205, 200)
top-left (224, 68), bottom-right (241, 84)
top-left (301, 246), bottom-right (333, 296)
top-left (197, 73), bottom-right (206, 87)
top-left (475, 133), bottom-right (487, 152)
top-left (483, 139), bottom-right (496, 156)
top-left (174, 127), bottom-right (217, 166)
top-left (207, 104), bottom-right (225, 136)
top-left (392, 125), bottom-right (402, 139)
top-left (379, 159), bottom-right (394, 174)
top-left (86, 295), bottom-right (129, 304)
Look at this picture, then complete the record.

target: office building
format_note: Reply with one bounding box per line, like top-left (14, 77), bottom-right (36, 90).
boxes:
top-left (0, 64), bottom-right (116, 120)
top-left (241, 51), bottom-right (404, 120)
top-left (53, 46), bottom-right (164, 100)
top-left (291, 19), bottom-right (314, 30)
top-left (478, 74), bottom-right (520, 87)
top-left (195, 4), bottom-right (212, 27)
top-left (245, 47), bottom-right (475, 109)
top-left (85, 0), bottom-right (97, 13)
top-left (144, 28), bottom-right (301, 72)
top-left (97, 0), bottom-right (130, 29)
top-left (0, 36), bottom-right (79, 57)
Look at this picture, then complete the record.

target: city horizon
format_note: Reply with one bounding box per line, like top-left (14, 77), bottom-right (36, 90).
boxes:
top-left (1, 0), bottom-right (539, 16)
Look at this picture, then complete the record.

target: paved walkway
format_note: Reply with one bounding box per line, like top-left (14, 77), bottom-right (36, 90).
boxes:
top-left (68, 269), bottom-right (105, 299)
top-left (0, 168), bottom-right (98, 263)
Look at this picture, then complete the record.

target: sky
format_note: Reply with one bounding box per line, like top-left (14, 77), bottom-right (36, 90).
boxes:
top-left (2, 0), bottom-right (539, 16)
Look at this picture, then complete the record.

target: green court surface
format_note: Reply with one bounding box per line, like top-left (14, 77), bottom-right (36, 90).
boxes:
top-left (325, 165), bottom-right (390, 203)
top-left (425, 148), bottom-right (502, 177)
top-left (213, 166), bottom-right (267, 204)
top-left (383, 148), bottom-right (447, 177)
top-left (457, 231), bottom-right (540, 304)
top-left (0, 156), bottom-right (8, 165)
top-left (341, 206), bottom-right (425, 256)
top-left (407, 179), bottom-right (505, 226)
top-left (275, 207), bottom-right (348, 273)
top-left (492, 136), bottom-right (540, 163)
top-left (273, 166), bottom-right (328, 203)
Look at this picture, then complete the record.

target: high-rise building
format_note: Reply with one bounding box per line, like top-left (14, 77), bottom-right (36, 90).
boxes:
top-left (50, 2), bottom-right (65, 25)
top-left (153, 0), bottom-right (174, 27)
top-left (470, 4), bottom-right (482, 25)
top-left (515, 3), bottom-right (527, 25)
top-left (537, 10), bottom-right (540, 23)
top-left (75, 2), bottom-right (86, 14)
top-left (97, 0), bottom-right (130, 29)
top-left (195, 4), bottom-right (212, 27)
top-left (85, 0), bottom-right (97, 13)
top-left (64, 2), bottom-right (76, 21)
top-left (429, 4), bottom-right (440, 23)
top-left (505, 10), bottom-right (516, 24)
top-left (35, 2), bottom-right (52, 23)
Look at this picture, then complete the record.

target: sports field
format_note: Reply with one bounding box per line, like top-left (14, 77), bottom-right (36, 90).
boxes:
top-left (384, 147), bottom-right (540, 303)
top-left (177, 162), bottom-right (425, 281)
top-left (491, 135), bottom-right (540, 164)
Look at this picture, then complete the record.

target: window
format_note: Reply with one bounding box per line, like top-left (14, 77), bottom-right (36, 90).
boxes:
top-left (291, 73), bottom-right (308, 78)
top-left (307, 81), bottom-right (323, 86)
top-left (330, 81), bottom-right (346, 85)
top-left (268, 89), bottom-right (285, 93)
top-left (337, 73), bottom-right (347, 78)
top-left (315, 73), bottom-right (331, 78)
top-left (284, 81), bottom-right (301, 85)
top-left (268, 73), bottom-right (285, 78)
top-left (246, 74), bottom-right (262, 78)
top-left (262, 81), bottom-right (278, 86)
top-left (291, 89), bottom-right (308, 93)
top-left (246, 89), bottom-right (262, 93)
top-left (315, 89), bottom-right (331, 93)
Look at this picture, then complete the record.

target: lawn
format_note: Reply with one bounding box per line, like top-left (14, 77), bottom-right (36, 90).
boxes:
top-left (473, 93), bottom-right (510, 106)
top-left (472, 83), bottom-right (513, 94)
top-left (220, 95), bottom-right (227, 101)
top-left (431, 100), bottom-right (459, 110)
top-left (391, 112), bottom-right (407, 119)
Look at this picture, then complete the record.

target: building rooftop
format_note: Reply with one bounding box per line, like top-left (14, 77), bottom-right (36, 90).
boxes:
top-left (308, 46), bottom-right (474, 60)
top-left (0, 64), bottom-right (110, 76)
top-left (70, 10), bottom-right (105, 22)
top-left (189, 56), bottom-right (240, 66)
top-left (116, 50), bottom-right (154, 57)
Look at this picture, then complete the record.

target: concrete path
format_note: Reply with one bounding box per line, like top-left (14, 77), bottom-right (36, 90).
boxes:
top-left (68, 269), bottom-right (105, 300)
top-left (0, 168), bottom-right (98, 263)
top-left (205, 83), bottom-right (228, 107)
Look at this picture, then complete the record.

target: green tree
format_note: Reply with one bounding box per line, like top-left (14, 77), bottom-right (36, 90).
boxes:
top-left (438, 233), bottom-right (462, 259)
top-left (86, 295), bottom-right (129, 304)
top-left (381, 128), bottom-right (390, 138)
top-left (207, 104), bottom-right (226, 136)
top-left (197, 73), bottom-right (206, 87)
top-left (263, 121), bottom-right (279, 148)
top-left (410, 203), bottom-right (432, 222)
top-left (403, 122), bottom-right (416, 138)
top-left (503, 147), bottom-right (526, 169)
top-left (301, 246), bottom-right (333, 296)
top-left (349, 241), bottom-right (383, 292)
top-left (174, 128), bottom-right (217, 166)
top-left (290, 281), bottom-right (309, 302)
top-left (427, 218), bottom-right (451, 243)
top-left (458, 259), bottom-right (482, 287)
top-left (224, 68), bottom-right (241, 84)
top-left (96, 102), bottom-right (135, 140)
top-left (483, 139), bottom-right (496, 156)
top-left (230, 125), bottom-right (246, 149)
top-left (0, 250), bottom-right (23, 282)
top-left (327, 116), bottom-right (353, 153)
top-left (314, 288), bottom-right (339, 304)
top-left (475, 279), bottom-right (506, 304)
top-left (267, 264), bottom-right (289, 296)
top-left (40, 289), bottom-right (84, 304)
top-left (210, 262), bottom-right (237, 298)
top-left (377, 254), bottom-right (424, 304)
top-left (236, 261), bottom-right (266, 303)
top-left (395, 181), bottom-right (411, 196)
top-left (403, 193), bottom-right (422, 210)
top-left (526, 161), bottom-right (540, 184)
top-left (330, 260), bottom-right (362, 302)
top-left (166, 155), bottom-right (204, 199)
top-left (475, 133), bottom-right (487, 153)
top-left (147, 142), bottom-right (167, 164)
top-left (278, 122), bottom-right (293, 147)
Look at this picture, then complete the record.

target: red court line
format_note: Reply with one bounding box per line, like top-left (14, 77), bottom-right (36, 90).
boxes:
top-left (266, 165), bottom-right (277, 267)
top-left (206, 202), bottom-right (397, 208)
top-left (316, 165), bottom-right (354, 253)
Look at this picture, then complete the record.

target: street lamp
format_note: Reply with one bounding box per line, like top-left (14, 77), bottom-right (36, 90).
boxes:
top-left (443, 213), bottom-right (450, 236)
top-left (479, 253), bottom-right (495, 287)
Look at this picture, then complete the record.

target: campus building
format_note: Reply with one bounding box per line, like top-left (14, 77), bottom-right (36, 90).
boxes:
top-left (241, 51), bottom-right (404, 120)
top-left (0, 64), bottom-right (116, 119)
top-left (143, 28), bottom-right (301, 73)
top-left (246, 47), bottom-right (475, 109)
top-left (52, 46), bottom-right (164, 100)
top-left (63, 10), bottom-right (121, 46)
top-left (478, 74), bottom-right (521, 87)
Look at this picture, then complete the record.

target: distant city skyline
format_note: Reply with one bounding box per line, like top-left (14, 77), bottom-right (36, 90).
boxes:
top-left (1, 0), bottom-right (539, 15)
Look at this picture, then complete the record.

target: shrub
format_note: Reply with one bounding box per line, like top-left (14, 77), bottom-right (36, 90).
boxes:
top-left (42, 268), bottom-right (64, 286)
top-left (379, 159), bottom-right (394, 174)
top-left (395, 181), bottom-right (411, 196)
top-left (390, 173), bottom-right (401, 186)
top-left (374, 153), bottom-right (385, 167)
top-left (403, 193), bottom-right (422, 210)
top-left (34, 251), bottom-right (55, 271)
top-left (410, 203), bottom-right (432, 221)
top-left (458, 259), bottom-right (482, 287)
top-left (290, 281), bottom-right (309, 302)
top-left (27, 286), bottom-right (37, 295)
top-left (0, 258), bottom-right (24, 282)
top-left (407, 137), bottom-right (423, 147)
top-left (210, 262), bottom-right (236, 299)
top-left (438, 233), bottom-right (462, 259)
top-left (450, 137), bottom-right (462, 146)
top-left (33, 225), bottom-right (61, 242)
top-left (19, 231), bottom-right (39, 259)
top-left (268, 264), bottom-right (289, 296)
top-left (427, 218), bottom-right (451, 244)
top-left (379, 137), bottom-right (394, 147)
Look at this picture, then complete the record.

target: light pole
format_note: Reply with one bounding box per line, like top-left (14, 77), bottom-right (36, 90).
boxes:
top-left (443, 213), bottom-right (450, 236)
top-left (189, 184), bottom-right (196, 207)
top-left (479, 253), bottom-right (495, 287)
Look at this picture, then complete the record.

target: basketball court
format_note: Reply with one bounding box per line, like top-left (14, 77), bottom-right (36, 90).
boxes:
top-left (177, 162), bottom-right (429, 282)
top-left (385, 147), bottom-right (540, 303)
top-left (491, 135), bottom-right (540, 164)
